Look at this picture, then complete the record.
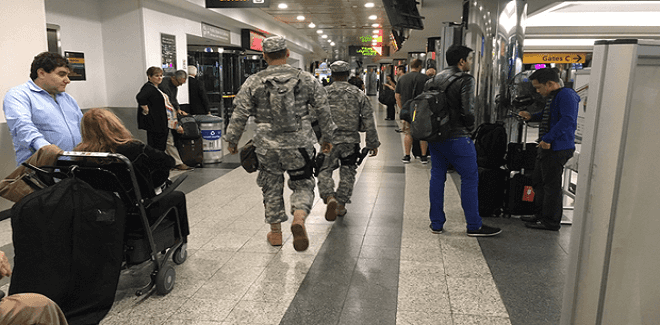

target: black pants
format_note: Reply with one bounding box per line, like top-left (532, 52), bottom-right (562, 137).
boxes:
top-left (147, 131), bottom-right (168, 152)
top-left (532, 148), bottom-right (574, 227)
top-left (386, 103), bottom-right (396, 120)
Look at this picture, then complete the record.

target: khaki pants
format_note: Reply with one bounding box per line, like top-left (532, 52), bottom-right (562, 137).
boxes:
top-left (0, 293), bottom-right (68, 325)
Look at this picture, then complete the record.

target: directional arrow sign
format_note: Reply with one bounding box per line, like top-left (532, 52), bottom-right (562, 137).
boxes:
top-left (523, 52), bottom-right (587, 64)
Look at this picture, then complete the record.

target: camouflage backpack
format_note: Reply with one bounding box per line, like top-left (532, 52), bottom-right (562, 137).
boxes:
top-left (326, 84), bottom-right (364, 132)
top-left (263, 70), bottom-right (302, 133)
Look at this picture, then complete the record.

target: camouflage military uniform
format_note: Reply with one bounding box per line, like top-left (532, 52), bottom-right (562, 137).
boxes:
top-left (225, 64), bottom-right (336, 224)
top-left (317, 80), bottom-right (380, 205)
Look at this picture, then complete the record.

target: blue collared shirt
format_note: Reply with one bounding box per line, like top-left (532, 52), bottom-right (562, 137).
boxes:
top-left (3, 80), bottom-right (83, 165)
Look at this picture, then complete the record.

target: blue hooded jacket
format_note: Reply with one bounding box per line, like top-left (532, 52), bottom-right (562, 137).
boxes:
top-left (531, 87), bottom-right (580, 151)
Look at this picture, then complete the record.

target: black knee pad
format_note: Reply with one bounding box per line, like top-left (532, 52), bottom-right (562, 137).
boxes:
top-left (289, 148), bottom-right (315, 181)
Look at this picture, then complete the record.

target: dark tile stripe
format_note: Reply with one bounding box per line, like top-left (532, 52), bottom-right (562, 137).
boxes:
top-left (280, 106), bottom-right (404, 325)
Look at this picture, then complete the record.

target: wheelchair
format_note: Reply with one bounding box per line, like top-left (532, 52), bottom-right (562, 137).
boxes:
top-left (22, 151), bottom-right (189, 296)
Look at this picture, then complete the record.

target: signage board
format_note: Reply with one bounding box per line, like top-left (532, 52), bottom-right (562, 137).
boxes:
top-left (206, 0), bottom-right (270, 8)
top-left (523, 52), bottom-right (587, 64)
top-left (161, 33), bottom-right (177, 74)
top-left (65, 51), bottom-right (85, 81)
top-left (201, 23), bottom-right (230, 43)
top-left (241, 29), bottom-right (266, 52)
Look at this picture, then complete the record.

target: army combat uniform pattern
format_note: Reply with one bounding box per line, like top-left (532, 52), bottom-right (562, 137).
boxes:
top-left (317, 81), bottom-right (380, 205)
top-left (225, 64), bottom-right (336, 224)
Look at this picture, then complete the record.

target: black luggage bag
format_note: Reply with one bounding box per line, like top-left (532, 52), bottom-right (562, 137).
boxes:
top-left (176, 137), bottom-right (203, 167)
top-left (178, 116), bottom-right (201, 140)
top-left (507, 142), bottom-right (537, 171)
top-left (9, 177), bottom-right (126, 325)
top-left (478, 167), bottom-right (508, 217)
top-left (505, 173), bottom-right (537, 216)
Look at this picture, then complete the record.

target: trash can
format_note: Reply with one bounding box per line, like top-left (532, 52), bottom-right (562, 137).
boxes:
top-left (194, 115), bottom-right (223, 164)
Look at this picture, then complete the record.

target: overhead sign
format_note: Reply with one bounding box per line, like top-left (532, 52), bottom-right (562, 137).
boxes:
top-left (206, 0), bottom-right (270, 8)
top-left (523, 52), bottom-right (587, 64)
top-left (201, 23), bottom-right (230, 43)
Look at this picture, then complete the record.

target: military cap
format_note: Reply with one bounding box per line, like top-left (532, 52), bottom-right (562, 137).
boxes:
top-left (330, 60), bottom-right (350, 73)
top-left (262, 36), bottom-right (287, 53)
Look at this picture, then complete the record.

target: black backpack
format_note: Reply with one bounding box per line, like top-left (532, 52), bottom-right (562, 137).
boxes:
top-left (473, 122), bottom-right (508, 169)
top-left (409, 73), bottom-right (464, 142)
top-left (178, 115), bottom-right (201, 139)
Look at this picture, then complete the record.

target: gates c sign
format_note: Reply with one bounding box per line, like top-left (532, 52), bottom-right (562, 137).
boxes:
top-left (523, 52), bottom-right (587, 64)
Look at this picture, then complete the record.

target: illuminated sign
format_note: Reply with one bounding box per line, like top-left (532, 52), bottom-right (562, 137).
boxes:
top-left (523, 52), bottom-right (587, 64)
top-left (206, 0), bottom-right (270, 8)
top-left (241, 29), bottom-right (267, 52)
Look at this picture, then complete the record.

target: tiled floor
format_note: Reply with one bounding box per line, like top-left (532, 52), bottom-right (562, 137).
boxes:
top-left (0, 96), bottom-right (572, 325)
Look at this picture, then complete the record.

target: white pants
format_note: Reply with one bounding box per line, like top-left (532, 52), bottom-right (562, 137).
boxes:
top-left (165, 131), bottom-right (184, 166)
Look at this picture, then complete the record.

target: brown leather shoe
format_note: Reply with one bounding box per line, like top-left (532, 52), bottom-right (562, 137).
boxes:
top-left (173, 164), bottom-right (194, 171)
top-left (325, 197), bottom-right (338, 221)
top-left (291, 211), bottom-right (309, 252)
top-left (267, 231), bottom-right (282, 246)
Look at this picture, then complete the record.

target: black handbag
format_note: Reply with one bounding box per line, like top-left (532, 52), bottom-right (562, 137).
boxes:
top-left (239, 140), bottom-right (259, 173)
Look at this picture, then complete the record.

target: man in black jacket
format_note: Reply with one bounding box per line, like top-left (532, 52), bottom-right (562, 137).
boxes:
top-left (186, 65), bottom-right (211, 115)
top-left (425, 45), bottom-right (502, 237)
top-left (395, 59), bottom-right (429, 164)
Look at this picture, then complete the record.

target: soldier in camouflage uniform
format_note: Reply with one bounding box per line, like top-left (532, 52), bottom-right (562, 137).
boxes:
top-left (225, 36), bottom-right (336, 251)
top-left (318, 61), bottom-right (380, 221)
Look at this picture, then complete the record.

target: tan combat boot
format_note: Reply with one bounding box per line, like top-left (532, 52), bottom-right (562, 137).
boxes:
top-left (325, 196), bottom-right (338, 221)
top-left (336, 204), bottom-right (347, 217)
top-left (267, 223), bottom-right (282, 246)
top-left (291, 210), bottom-right (309, 251)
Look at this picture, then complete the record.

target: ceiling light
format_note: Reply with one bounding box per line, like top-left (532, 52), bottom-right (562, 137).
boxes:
top-left (373, 30), bottom-right (379, 34)
top-left (369, 15), bottom-right (377, 20)
top-left (297, 15), bottom-right (305, 21)
top-left (331, 42), bottom-right (335, 46)
top-left (365, 2), bottom-right (375, 7)
top-left (322, 34), bottom-right (328, 39)
top-left (371, 23), bottom-right (380, 27)
top-left (278, 3), bottom-right (287, 9)
top-left (317, 30), bottom-right (323, 34)
top-left (328, 39), bottom-right (332, 43)
top-left (308, 22), bottom-right (316, 28)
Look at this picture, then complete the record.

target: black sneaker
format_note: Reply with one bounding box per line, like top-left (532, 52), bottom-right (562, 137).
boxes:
top-left (429, 224), bottom-right (443, 234)
top-left (420, 156), bottom-right (428, 164)
top-left (402, 155), bottom-right (411, 163)
top-left (467, 224), bottom-right (502, 237)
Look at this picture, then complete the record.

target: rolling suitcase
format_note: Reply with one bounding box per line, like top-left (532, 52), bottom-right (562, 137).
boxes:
top-left (176, 137), bottom-right (203, 167)
top-left (178, 115), bottom-right (201, 139)
top-left (505, 173), bottom-right (536, 216)
top-left (506, 120), bottom-right (536, 171)
top-left (478, 167), bottom-right (508, 217)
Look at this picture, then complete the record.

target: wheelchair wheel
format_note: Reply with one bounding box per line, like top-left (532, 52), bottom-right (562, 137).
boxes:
top-left (155, 265), bottom-right (175, 295)
top-left (173, 243), bottom-right (187, 265)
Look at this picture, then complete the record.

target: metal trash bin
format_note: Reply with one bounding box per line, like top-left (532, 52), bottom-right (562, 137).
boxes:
top-left (193, 115), bottom-right (223, 164)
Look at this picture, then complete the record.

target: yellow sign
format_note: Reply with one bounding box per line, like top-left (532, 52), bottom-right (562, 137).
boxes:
top-left (523, 53), bottom-right (586, 64)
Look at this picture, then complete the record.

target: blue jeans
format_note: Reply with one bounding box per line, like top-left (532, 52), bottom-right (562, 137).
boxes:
top-left (428, 137), bottom-right (482, 231)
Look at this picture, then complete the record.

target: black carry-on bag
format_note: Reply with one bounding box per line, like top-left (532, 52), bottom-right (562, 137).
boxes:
top-left (9, 174), bottom-right (126, 325)
top-left (504, 119), bottom-right (537, 216)
top-left (176, 137), bottom-right (204, 167)
top-left (506, 120), bottom-right (536, 171)
top-left (478, 167), bottom-right (508, 217)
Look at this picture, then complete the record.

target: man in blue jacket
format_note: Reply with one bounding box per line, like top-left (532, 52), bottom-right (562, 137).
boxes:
top-left (519, 68), bottom-right (579, 231)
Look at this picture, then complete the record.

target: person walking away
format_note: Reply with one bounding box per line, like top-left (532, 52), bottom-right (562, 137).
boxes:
top-left (3, 52), bottom-right (82, 166)
top-left (395, 59), bottom-right (429, 164)
top-left (186, 65), bottom-right (212, 115)
top-left (518, 67), bottom-right (579, 231)
top-left (224, 36), bottom-right (336, 251)
top-left (425, 45), bottom-right (502, 237)
top-left (318, 61), bottom-right (380, 221)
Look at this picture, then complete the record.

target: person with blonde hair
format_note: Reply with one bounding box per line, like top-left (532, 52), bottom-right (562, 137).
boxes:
top-left (136, 66), bottom-right (192, 170)
top-left (75, 108), bottom-right (190, 237)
